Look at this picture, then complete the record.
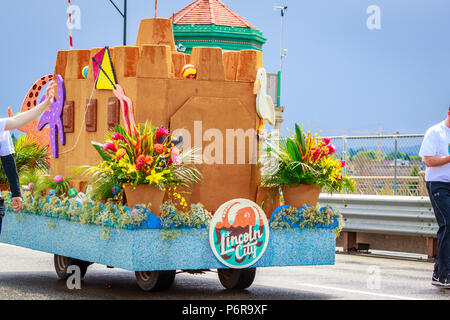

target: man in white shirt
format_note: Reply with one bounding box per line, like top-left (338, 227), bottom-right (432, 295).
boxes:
top-left (419, 107), bottom-right (450, 288)
top-left (0, 81), bottom-right (55, 235)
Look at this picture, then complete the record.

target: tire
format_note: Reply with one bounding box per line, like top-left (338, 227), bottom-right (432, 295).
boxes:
top-left (54, 255), bottom-right (91, 280)
top-left (218, 268), bottom-right (256, 290)
top-left (135, 270), bottom-right (176, 292)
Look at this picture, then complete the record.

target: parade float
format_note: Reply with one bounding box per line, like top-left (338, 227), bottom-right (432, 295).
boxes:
top-left (0, 0), bottom-right (353, 292)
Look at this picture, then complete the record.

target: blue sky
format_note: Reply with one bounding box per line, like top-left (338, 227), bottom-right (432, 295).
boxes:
top-left (0, 0), bottom-right (449, 137)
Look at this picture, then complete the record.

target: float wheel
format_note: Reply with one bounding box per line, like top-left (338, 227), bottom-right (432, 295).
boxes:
top-left (54, 254), bottom-right (91, 280)
top-left (135, 270), bottom-right (176, 292)
top-left (218, 268), bottom-right (256, 290)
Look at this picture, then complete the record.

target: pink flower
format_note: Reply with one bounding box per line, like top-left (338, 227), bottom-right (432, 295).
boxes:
top-left (169, 153), bottom-right (182, 165)
top-left (112, 132), bottom-right (126, 142)
top-left (103, 142), bottom-right (117, 153)
top-left (340, 160), bottom-right (346, 168)
top-left (323, 138), bottom-right (331, 146)
top-left (155, 127), bottom-right (169, 143)
top-left (327, 144), bottom-right (337, 155)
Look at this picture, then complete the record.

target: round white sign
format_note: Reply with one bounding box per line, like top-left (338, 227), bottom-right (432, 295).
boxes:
top-left (209, 199), bottom-right (270, 269)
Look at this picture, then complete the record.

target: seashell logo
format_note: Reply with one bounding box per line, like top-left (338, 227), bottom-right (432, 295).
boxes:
top-left (209, 199), bottom-right (270, 269)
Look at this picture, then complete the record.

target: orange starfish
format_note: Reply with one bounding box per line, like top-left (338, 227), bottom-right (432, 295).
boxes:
top-left (8, 75), bottom-right (52, 153)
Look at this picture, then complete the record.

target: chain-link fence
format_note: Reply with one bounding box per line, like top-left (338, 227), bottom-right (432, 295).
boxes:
top-left (330, 134), bottom-right (427, 196)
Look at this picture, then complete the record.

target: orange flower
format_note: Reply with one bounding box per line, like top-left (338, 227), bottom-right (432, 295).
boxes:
top-left (145, 155), bottom-right (154, 165)
top-left (320, 146), bottom-right (330, 155)
top-left (154, 144), bottom-right (164, 154)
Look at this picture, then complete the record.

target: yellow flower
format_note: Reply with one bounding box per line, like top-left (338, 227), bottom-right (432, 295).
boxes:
top-left (146, 169), bottom-right (165, 185)
top-left (116, 148), bottom-right (127, 160)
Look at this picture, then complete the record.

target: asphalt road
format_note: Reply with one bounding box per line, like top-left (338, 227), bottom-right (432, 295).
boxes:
top-left (0, 243), bottom-right (449, 300)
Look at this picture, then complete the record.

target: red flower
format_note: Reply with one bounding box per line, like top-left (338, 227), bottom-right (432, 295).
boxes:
top-left (136, 155), bottom-right (146, 170)
top-left (155, 127), bottom-right (169, 143)
top-left (323, 137), bottom-right (331, 145)
top-left (112, 132), bottom-right (126, 142)
top-left (340, 160), bottom-right (346, 168)
top-left (103, 142), bottom-right (117, 153)
top-left (327, 144), bottom-right (337, 155)
top-left (313, 149), bottom-right (321, 162)
top-left (154, 144), bottom-right (164, 154)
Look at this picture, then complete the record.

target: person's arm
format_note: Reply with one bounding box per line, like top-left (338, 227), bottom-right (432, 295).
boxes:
top-left (5, 81), bottom-right (55, 131)
top-left (423, 155), bottom-right (450, 167)
top-left (1, 155), bottom-right (22, 212)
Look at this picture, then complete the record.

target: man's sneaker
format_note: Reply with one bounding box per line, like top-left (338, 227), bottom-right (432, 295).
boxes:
top-left (431, 273), bottom-right (441, 286)
top-left (442, 278), bottom-right (450, 288)
top-left (432, 277), bottom-right (450, 288)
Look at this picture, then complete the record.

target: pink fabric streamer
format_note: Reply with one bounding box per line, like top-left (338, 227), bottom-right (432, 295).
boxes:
top-left (113, 84), bottom-right (138, 136)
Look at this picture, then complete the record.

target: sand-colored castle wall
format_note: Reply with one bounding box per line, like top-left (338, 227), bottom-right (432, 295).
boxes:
top-left (50, 19), bottom-right (264, 212)
top-left (136, 18), bottom-right (176, 50)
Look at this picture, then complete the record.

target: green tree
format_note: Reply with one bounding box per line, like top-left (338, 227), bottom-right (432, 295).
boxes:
top-left (352, 150), bottom-right (385, 162)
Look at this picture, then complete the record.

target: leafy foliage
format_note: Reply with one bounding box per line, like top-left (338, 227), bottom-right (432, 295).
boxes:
top-left (159, 201), bottom-right (212, 241)
top-left (263, 124), bottom-right (355, 194)
top-left (0, 135), bottom-right (49, 184)
top-left (37, 175), bottom-right (72, 196)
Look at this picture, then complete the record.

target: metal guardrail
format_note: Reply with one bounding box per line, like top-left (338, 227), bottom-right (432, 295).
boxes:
top-left (319, 194), bottom-right (437, 237)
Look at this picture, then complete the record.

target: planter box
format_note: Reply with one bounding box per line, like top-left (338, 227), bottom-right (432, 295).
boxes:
top-left (0, 211), bottom-right (336, 271)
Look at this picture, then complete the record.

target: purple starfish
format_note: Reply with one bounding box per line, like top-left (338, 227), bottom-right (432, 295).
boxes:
top-left (37, 74), bottom-right (66, 158)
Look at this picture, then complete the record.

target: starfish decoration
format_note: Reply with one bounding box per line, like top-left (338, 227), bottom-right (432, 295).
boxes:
top-left (37, 74), bottom-right (66, 158)
top-left (7, 75), bottom-right (52, 154)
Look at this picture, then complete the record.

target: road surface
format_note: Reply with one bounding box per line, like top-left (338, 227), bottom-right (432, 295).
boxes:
top-left (0, 243), bottom-right (449, 300)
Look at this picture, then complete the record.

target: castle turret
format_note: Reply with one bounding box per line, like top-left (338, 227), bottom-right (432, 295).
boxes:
top-left (171, 0), bottom-right (266, 54)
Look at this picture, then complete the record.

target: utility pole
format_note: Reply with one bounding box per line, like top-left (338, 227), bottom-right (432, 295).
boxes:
top-left (108, 0), bottom-right (128, 45)
top-left (274, 5), bottom-right (288, 74)
top-left (274, 5), bottom-right (288, 107)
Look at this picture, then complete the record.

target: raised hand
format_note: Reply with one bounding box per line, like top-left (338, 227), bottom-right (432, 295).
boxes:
top-left (43, 81), bottom-right (56, 107)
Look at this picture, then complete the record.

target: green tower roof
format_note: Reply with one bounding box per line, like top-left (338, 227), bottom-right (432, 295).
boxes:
top-left (171, 0), bottom-right (266, 53)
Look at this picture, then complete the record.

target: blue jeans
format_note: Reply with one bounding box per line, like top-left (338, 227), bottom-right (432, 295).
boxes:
top-left (427, 182), bottom-right (450, 280)
top-left (0, 197), bottom-right (4, 235)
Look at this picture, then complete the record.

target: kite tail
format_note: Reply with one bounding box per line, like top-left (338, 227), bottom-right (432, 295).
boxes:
top-left (113, 84), bottom-right (138, 136)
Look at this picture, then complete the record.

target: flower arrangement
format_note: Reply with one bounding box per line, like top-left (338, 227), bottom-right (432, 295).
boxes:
top-left (81, 122), bottom-right (202, 203)
top-left (270, 205), bottom-right (344, 237)
top-left (263, 124), bottom-right (355, 194)
top-left (1, 191), bottom-right (148, 239)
